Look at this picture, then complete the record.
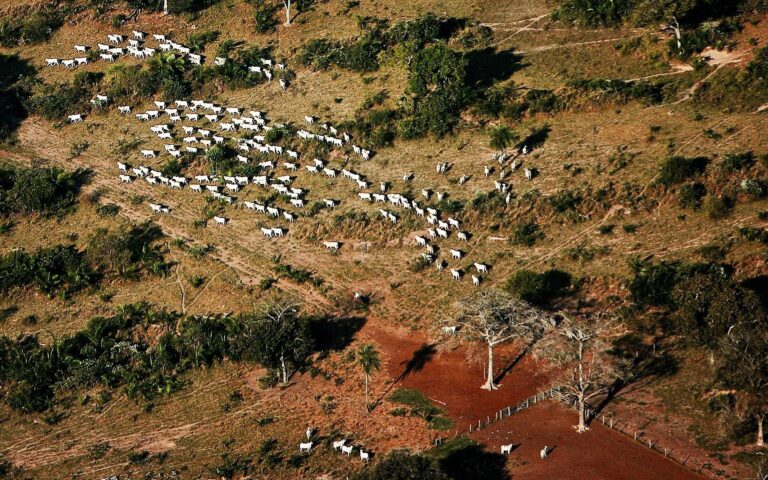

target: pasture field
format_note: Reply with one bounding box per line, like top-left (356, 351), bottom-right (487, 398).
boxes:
top-left (0, 0), bottom-right (767, 479)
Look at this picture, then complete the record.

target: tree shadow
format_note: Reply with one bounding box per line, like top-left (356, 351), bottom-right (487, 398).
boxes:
top-left (309, 316), bottom-right (367, 352)
top-left (493, 344), bottom-right (531, 385)
top-left (372, 343), bottom-right (437, 410)
top-left (465, 48), bottom-right (525, 89)
top-left (742, 275), bottom-right (768, 310)
top-left (590, 334), bottom-right (678, 423)
top-left (0, 53), bottom-right (35, 141)
top-left (438, 443), bottom-right (511, 480)
top-left (518, 125), bottom-right (551, 151)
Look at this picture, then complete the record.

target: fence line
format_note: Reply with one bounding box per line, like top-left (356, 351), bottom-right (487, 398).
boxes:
top-left (431, 386), bottom-right (725, 479)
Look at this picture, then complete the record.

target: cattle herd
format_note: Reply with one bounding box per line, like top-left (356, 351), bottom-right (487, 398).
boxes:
top-left (52, 28), bottom-right (541, 287)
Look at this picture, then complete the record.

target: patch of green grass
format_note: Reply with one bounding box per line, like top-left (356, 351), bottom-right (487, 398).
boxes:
top-left (389, 387), bottom-right (453, 430)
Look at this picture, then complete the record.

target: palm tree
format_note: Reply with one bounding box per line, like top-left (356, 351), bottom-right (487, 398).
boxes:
top-left (357, 343), bottom-right (380, 411)
top-left (489, 125), bottom-right (518, 156)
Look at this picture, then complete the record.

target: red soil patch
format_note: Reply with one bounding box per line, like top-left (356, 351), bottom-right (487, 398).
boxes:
top-left (365, 322), bottom-right (705, 480)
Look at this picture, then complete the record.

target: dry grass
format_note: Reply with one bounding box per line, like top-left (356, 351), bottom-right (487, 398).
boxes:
top-left (0, 1), bottom-right (767, 478)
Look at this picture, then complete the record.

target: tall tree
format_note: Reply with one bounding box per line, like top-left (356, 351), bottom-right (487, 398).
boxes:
top-left (717, 316), bottom-right (768, 446)
top-left (358, 343), bottom-right (380, 411)
top-left (535, 312), bottom-right (627, 432)
top-left (455, 289), bottom-right (548, 391)
top-left (249, 302), bottom-right (311, 384)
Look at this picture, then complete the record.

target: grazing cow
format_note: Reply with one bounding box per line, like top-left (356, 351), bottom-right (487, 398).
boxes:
top-left (272, 227), bottom-right (284, 237)
top-left (62, 59), bottom-right (76, 68)
top-left (450, 249), bottom-right (462, 260)
top-left (501, 444), bottom-right (514, 455)
top-left (118, 105), bottom-right (131, 114)
top-left (442, 326), bottom-right (457, 335)
top-left (358, 192), bottom-right (372, 201)
top-left (190, 184), bottom-right (203, 193)
top-left (360, 451), bottom-right (370, 463)
top-left (119, 175), bottom-right (133, 183)
top-left (153, 34), bottom-right (166, 42)
top-left (45, 58), bottom-right (60, 66)
top-left (283, 212), bottom-right (295, 223)
top-left (341, 445), bottom-right (354, 456)
top-left (290, 199), bottom-right (305, 208)
top-left (457, 231), bottom-right (468, 241)
top-left (437, 228), bottom-right (448, 239)
top-left (451, 269), bottom-right (461, 280)
top-left (213, 216), bottom-right (228, 226)
top-left (299, 442), bottom-right (312, 453)
top-left (323, 241), bottom-right (340, 251)
top-left (75, 57), bottom-right (88, 65)
top-left (323, 199), bottom-right (337, 209)
top-left (266, 207), bottom-right (280, 218)
top-left (149, 203), bottom-right (163, 213)
top-left (333, 439), bottom-right (346, 451)
top-left (323, 168), bottom-right (336, 178)
top-left (141, 150), bottom-right (157, 158)
top-left (117, 162), bottom-right (129, 172)
top-left (474, 263), bottom-right (488, 273)
top-left (472, 275), bottom-right (481, 286)
top-left (260, 227), bottom-right (273, 238)
top-left (540, 446), bottom-right (548, 459)
top-left (415, 236), bottom-right (427, 246)
top-left (132, 30), bottom-right (144, 40)
top-left (403, 172), bottom-right (414, 182)
top-left (67, 114), bottom-right (83, 123)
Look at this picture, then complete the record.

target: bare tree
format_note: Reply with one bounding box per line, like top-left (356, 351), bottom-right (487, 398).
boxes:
top-left (283, 0), bottom-right (292, 25)
top-left (535, 312), bottom-right (628, 432)
top-left (455, 289), bottom-right (549, 391)
top-left (163, 0), bottom-right (168, 15)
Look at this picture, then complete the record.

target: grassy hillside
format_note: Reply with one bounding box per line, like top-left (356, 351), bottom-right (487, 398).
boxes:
top-left (0, 0), bottom-right (767, 478)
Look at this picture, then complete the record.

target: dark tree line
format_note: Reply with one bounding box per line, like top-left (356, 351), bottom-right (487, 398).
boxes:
top-left (0, 301), bottom-right (318, 413)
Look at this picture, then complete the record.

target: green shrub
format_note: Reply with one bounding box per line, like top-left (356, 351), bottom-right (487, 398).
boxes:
top-left (703, 195), bottom-right (731, 219)
top-left (657, 155), bottom-right (709, 186)
top-left (253, 1), bottom-right (278, 33)
top-left (510, 219), bottom-right (543, 247)
top-left (678, 182), bottom-right (706, 209)
top-left (504, 269), bottom-right (572, 306)
top-left (721, 151), bottom-right (755, 173)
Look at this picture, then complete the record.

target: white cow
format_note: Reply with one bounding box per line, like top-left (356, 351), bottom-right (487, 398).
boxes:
top-left (333, 439), bottom-right (346, 451)
top-left (213, 216), bottom-right (228, 226)
top-left (501, 444), bottom-right (514, 455)
top-left (341, 445), bottom-right (354, 456)
top-left (323, 241), bottom-right (340, 251)
top-left (451, 269), bottom-right (461, 280)
top-left (67, 114), bottom-right (83, 123)
top-left (360, 451), bottom-right (370, 463)
top-left (299, 442), bottom-right (313, 453)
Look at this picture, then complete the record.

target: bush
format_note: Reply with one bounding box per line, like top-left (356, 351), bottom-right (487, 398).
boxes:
top-left (703, 195), bottom-right (731, 219)
top-left (86, 222), bottom-right (168, 278)
top-left (504, 269), bottom-right (572, 306)
top-left (510, 219), bottom-right (543, 247)
top-left (0, 245), bottom-right (96, 296)
top-left (678, 182), bottom-right (707, 209)
top-left (0, 10), bottom-right (62, 47)
top-left (253, 1), bottom-right (278, 33)
top-left (721, 151), bottom-right (755, 173)
top-left (657, 155), bottom-right (709, 186)
top-left (0, 165), bottom-right (87, 216)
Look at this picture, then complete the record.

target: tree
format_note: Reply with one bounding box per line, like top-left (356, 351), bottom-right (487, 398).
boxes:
top-left (455, 289), bottom-right (548, 391)
top-left (358, 343), bottom-right (380, 411)
top-left (717, 319), bottom-right (768, 447)
top-left (535, 312), bottom-right (627, 432)
top-left (248, 302), bottom-right (311, 384)
top-left (489, 125), bottom-right (517, 156)
top-left (282, 0), bottom-right (292, 25)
